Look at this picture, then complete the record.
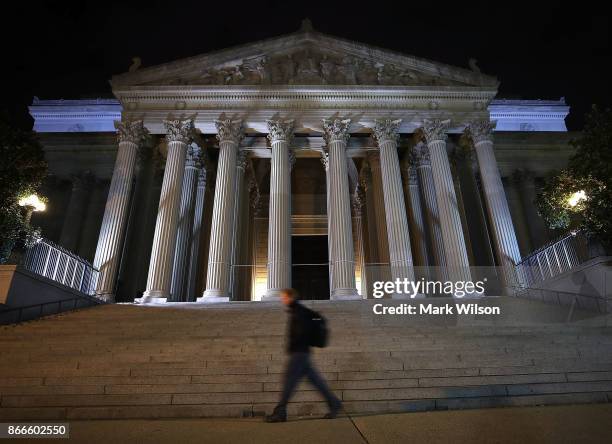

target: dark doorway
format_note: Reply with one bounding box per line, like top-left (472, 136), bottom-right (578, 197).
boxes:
top-left (292, 235), bottom-right (329, 300)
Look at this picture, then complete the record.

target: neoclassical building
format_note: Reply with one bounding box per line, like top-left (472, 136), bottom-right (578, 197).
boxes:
top-left (28, 21), bottom-right (572, 302)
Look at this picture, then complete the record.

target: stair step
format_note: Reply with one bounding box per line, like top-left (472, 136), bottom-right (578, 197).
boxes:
top-left (1, 300), bottom-right (610, 420)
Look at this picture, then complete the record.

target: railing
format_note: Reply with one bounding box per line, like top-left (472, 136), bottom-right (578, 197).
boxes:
top-left (20, 238), bottom-right (99, 295)
top-left (0, 295), bottom-right (105, 325)
top-left (515, 231), bottom-right (590, 288)
top-left (510, 285), bottom-right (608, 317)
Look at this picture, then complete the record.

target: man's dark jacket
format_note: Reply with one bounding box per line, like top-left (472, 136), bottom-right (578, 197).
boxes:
top-left (287, 301), bottom-right (314, 353)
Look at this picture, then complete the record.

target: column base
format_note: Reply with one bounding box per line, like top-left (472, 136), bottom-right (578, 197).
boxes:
top-left (197, 290), bottom-right (230, 303)
top-left (262, 288), bottom-right (284, 301)
top-left (135, 293), bottom-right (168, 304)
top-left (330, 288), bottom-right (361, 300)
top-left (95, 292), bottom-right (115, 303)
top-left (134, 296), bottom-right (167, 304)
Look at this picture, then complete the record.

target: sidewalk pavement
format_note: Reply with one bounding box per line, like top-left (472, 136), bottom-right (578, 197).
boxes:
top-left (21, 403), bottom-right (612, 443)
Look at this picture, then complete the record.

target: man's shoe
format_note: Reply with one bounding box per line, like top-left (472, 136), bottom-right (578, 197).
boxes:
top-left (265, 406), bottom-right (287, 423)
top-left (323, 400), bottom-right (342, 419)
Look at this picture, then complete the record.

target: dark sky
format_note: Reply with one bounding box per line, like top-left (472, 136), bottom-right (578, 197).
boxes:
top-left (4, 1), bottom-right (610, 131)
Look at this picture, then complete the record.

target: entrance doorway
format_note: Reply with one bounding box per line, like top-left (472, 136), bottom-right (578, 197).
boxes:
top-left (291, 235), bottom-right (329, 300)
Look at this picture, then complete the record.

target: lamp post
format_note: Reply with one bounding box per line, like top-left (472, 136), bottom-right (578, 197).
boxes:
top-left (18, 194), bottom-right (46, 224)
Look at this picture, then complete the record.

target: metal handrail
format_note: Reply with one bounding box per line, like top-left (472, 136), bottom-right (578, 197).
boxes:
top-left (0, 295), bottom-right (106, 325)
top-left (515, 230), bottom-right (590, 288)
top-left (20, 238), bottom-right (100, 296)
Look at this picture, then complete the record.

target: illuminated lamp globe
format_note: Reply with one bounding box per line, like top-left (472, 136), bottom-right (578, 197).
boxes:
top-left (18, 194), bottom-right (46, 212)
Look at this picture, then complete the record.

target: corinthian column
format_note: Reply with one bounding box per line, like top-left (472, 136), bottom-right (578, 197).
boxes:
top-left (200, 118), bottom-right (244, 303)
top-left (60, 172), bottom-right (93, 252)
top-left (373, 119), bottom-right (416, 296)
top-left (94, 120), bottom-right (148, 302)
top-left (186, 164), bottom-right (209, 302)
top-left (321, 150), bottom-right (333, 295)
top-left (413, 141), bottom-right (446, 277)
top-left (351, 187), bottom-right (366, 297)
top-left (466, 121), bottom-right (522, 289)
top-left (229, 150), bottom-right (248, 300)
top-left (322, 118), bottom-right (359, 300)
top-left (366, 152), bottom-right (390, 268)
top-left (515, 169), bottom-right (549, 249)
top-left (420, 119), bottom-right (471, 285)
top-left (401, 161), bottom-right (428, 269)
top-left (264, 119), bottom-right (294, 300)
top-left (169, 144), bottom-right (201, 302)
top-left (141, 119), bottom-right (195, 302)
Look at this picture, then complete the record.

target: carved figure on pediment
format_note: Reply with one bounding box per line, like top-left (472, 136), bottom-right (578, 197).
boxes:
top-left (229, 65), bottom-right (245, 84)
top-left (283, 54), bottom-right (296, 84)
top-left (254, 57), bottom-right (269, 84)
top-left (319, 55), bottom-right (337, 84)
top-left (376, 64), bottom-right (386, 84)
top-left (295, 50), bottom-right (322, 84)
top-left (355, 60), bottom-right (378, 84)
top-left (338, 57), bottom-right (357, 85)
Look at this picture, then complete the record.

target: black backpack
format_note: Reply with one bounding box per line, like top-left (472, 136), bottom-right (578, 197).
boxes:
top-left (308, 309), bottom-right (329, 348)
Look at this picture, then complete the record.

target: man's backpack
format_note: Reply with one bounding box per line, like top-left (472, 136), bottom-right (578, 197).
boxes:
top-left (308, 310), bottom-right (329, 348)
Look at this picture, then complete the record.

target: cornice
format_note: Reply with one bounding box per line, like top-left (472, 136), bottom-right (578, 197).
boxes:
top-left (114, 85), bottom-right (497, 107)
top-left (28, 95), bottom-right (570, 134)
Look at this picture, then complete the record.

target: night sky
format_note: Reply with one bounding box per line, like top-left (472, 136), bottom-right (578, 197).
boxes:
top-left (4, 1), bottom-right (610, 131)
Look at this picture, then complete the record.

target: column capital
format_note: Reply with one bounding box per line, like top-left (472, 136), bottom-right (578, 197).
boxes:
top-left (215, 118), bottom-right (244, 145)
top-left (351, 186), bottom-right (366, 216)
top-left (465, 120), bottom-right (497, 145)
top-left (407, 165), bottom-right (418, 186)
top-left (164, 119), bottom-right (196, 144)
top-left (196, 166), bottom-right (208, 187)
top-left (248, 177), bottom-right (261, 213)
top-left (236, 150), bottom-right (248, 171)
top-left (185, 144), bottom-right (202, 168)
top-left (420, 119), bottom-right (451, 144)
top-left (411, 142), bottom-right (431, 167)
top-left (320, 150), bottom-right (329, 171)
top-left (358, 162), bottom-right (371, 191)
top-left (322, 117), bottom-right (351, 145)
top-left (114, 120), bottom-right (149, 145)
top-left (266, 119), bottom-right (294, 144)
top-left (373, 118), bottom-right (402, 145)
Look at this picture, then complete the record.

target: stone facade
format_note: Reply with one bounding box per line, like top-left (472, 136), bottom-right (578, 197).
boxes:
top-left (28, 24), bottom-right (573, 302)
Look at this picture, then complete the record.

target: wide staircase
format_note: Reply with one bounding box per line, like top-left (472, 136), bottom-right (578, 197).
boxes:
top-left (0, 298), bottom-right (611, 421)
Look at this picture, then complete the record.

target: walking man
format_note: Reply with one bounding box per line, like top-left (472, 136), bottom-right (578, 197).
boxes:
top-left (265, 288), bottom-right (342, 422)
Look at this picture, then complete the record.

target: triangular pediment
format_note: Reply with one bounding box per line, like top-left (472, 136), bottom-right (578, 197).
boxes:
top-left (111, 25), bottom-right (498, 89)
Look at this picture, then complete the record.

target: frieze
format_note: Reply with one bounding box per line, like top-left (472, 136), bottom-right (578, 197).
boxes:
top-left (146, 48), bottom-right (467, 87)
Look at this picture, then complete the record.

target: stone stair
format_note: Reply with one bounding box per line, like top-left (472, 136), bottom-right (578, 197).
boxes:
top-left (0, 298), bottom-right (611, 420)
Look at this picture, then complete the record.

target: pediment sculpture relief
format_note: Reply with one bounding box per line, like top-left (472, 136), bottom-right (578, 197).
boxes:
top-left (152, 48), bottom-right (461, 87)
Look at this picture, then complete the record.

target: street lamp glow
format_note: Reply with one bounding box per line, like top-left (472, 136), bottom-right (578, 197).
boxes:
top-left (18, 194), bottom-right (46, 212)
top-left (567, 190), bottom-right (587, 208)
